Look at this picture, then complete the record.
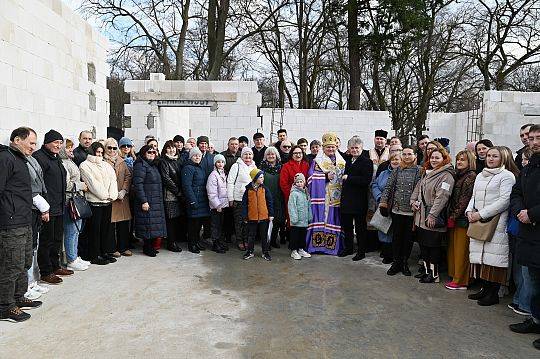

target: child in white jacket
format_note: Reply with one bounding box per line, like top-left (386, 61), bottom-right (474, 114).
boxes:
top-left (207, 154), bottom-right (229, 253)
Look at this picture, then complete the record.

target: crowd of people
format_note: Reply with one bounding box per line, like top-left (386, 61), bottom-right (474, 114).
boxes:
top-left (0, 123), bottom-right (539, 350)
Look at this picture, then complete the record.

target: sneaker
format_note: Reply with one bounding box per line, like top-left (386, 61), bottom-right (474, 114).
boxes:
top-left (445, 281), bottom-right (467, 290)
top-left (290, 250), bottom-right (301, 260)
top-left (509, 318), bottom-right (540, 334)
top-left (0, 307), bottom-right (31, 322)
top-left (508, 303), bottom-right (531, 316)
top-left (24, 288), bottom-right (41, 300)
top-left (77, 257), bottom-right (91, 266)
top-left (67, 260), bottom-right (88, 271)
top-left (298, 249), bottom-right (311, 258)
top-left (15, 298), bottom-right (42, 310)
top-left (32, 283), bottom-right (49, 294)
top-left (262, 252), bottom-right (272, 261)
top-left (243, 251), bottom-right (254, 260)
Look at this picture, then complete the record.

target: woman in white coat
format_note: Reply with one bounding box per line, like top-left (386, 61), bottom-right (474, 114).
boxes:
top-left (466, 146), bottom-right (516, 306)
top-left (227, 146), bottom-right (257, 250)
top-left (80, 142), bottom-right (119, 265)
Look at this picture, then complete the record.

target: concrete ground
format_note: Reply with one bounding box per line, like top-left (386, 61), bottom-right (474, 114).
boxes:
top-left (0, 246), bottom-right (537, 358)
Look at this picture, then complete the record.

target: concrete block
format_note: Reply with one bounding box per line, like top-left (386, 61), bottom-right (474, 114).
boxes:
top-left (237, 81), bottom-right (254, 93)
top-left (501, 91), bottom-right (515, 103)
top-left (484, 90), bottom-right (502, 103)
top-left (150, 73), bottom-right (166, 81)
top-left (170, 81), bottom-right (186, 93)
top-left (124, 80), bottom-right (145, 93)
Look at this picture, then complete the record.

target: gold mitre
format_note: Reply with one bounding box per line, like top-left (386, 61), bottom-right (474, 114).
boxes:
top-left (322, 132), bottom-right (338, 147)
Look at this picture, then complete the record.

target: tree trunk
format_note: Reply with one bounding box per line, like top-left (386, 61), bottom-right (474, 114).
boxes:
top-left (208, 0), bottom-right (230, 79)
top-left (347, 0), bottom-right (360, 110)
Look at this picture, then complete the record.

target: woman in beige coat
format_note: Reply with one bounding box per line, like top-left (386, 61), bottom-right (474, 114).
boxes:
top-left (411, 149), bottom-right (455, 283)
top-left (104, 138), bottom-right (132, 257)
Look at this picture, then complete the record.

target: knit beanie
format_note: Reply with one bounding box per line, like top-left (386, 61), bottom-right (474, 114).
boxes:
top-left (118, 137), bottom-right (133, 147)
top-left (197, 136), bottom-right (209, 145)
top-left (214, 153), bottom-right (225, 165)
top-left (250, 168), bottom-right (263, 182)
top-left (294, 173), bottom-right (306, 183)
top-left (189, 147), bottom-right (202, 159)
top-left (241, 146), bottom-right (253, 156)
top-left (238, 136), bottom-right (249, 144)
top-left (173, 135), bottom-right (185, 144)
top-left (44, 129), bottom-right (63, 144)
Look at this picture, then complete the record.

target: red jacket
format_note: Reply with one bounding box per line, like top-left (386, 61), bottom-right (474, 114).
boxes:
top-left (279, 159), bottom-right (309, 203)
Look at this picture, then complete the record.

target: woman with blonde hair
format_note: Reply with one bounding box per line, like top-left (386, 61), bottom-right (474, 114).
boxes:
top-left (104, 138), bottom-right (132, 257)
top-left (466, 146), bottom-right (516, 305)
top-left (445, 150), bottom-right (476, 290)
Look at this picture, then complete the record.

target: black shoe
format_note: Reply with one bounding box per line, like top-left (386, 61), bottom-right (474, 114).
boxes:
top-left (243, 251), bottom-right (254, 260)
top-left (218, 241), bottom-right (229, 251)
top-left (338, 250), bottom-right (353, 258)
top-left (212, 242), bottom-right (226, 254)
top-left (352, 253), bottom-right (366, 261)
top-left (387, 263), bottom-right (402, 276)
top-left (225, 236), bottom-right (232, 244)
top-left (15, 298), bottom-right (42, 310)
top-left (167, 242), bottom-right (182, 253)
top-left (382, 257), bottom-right (393, 264)
top-left (0, 307), bottom-right (31, 322)
top-left (468, 287), bottom-right (488, 300)
top-left (188, 245), bottom-right (200, 254)
top-left (262, 252), bottom-right (272, 261)
top-left (104, 254), bottom-right (117, 263)
top-left (91, 256), bottom-right (109, 265)
top-left (509, 318), bottom-right (540, 334)
top-left (143, 247), bottom-right (157, 257)
top-left (196, 242), bottom-right (206, 251)
top-left (533, 338), bottom-right (540, 350)
top-left (402, 264), bottom-right (412, 276)
top-left (419, 273), bottom-right (438, 283)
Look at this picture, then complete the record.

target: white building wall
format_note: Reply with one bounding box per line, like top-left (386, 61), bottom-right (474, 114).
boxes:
top-left (0, 0), bottom-right (109, 145)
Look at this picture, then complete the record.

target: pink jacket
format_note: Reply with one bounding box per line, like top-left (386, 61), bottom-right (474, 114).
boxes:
top-left (206, 169), bottom-right (229, 210)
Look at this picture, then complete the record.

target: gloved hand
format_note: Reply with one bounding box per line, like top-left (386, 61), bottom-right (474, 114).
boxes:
top-left (118, 189), bottom-right (127, 200)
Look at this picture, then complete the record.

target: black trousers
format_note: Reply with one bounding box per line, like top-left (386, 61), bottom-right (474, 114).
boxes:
top-left (178, 215), bottom-right (188, 242)
top-left (86, 204), bottom-right (113, 260)
top-left (112, 220), bottom-right (130, 252)
top-left (341, 211), bottom-right (367, 255)
top-left (37, 214), bottom-right (63, 276)
top-left (188, 217), bottom-right (206, 246)
top-left (0, 225), bottom-right (32, 312)
top-left (247, 221), bottom-right (270, 253)
top-left (420, 244), bottom-right (442, 264)
top-left (223, 207), bottom-right (235, 240)
top-left (391, 214), bottom-right (414, 264)
top-left (165, 217), bottom-right (181, 246)
top-left (31, 210), bottom-right (42, 249)
top-left (210, 209), bottom-right (224, 242)
top-left (232, 201), bottom-right (246, 245)
top-left (289, 226), bottom-right (307, 251)
top-left (270, 219), bottom-right (285, 244)
top-left (202, 216), bottom-right (211, 240)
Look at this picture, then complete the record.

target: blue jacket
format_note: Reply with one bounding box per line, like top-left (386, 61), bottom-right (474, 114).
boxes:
top-left (181, 160), bottom-right (210, 218)
top-left (371, 167), bottom-right (393, 204)
top-left (132, 157), bottom-right (167, 239)
top-left (200, 152), bottom-right (215, 179)
top-left (288, 186), bottom-right (312, 227)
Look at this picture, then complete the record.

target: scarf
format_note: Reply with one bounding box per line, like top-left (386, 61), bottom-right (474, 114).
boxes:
top-left (166, 154), bottom-right (178, 160)
top-left (260, 160), bottom-right (282, 175)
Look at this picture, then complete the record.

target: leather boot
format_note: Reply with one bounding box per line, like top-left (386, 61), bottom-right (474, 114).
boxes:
top-left (477, 282), bottom-right (500, 306)
top-left (143, 240), bottom-right (156, 257)
top-left (402, 260), bottom-right (412, 276)
top-left (420, 263), bottom-right (439, 283)
top-left (387, 261), bottom-right (402, 276)
top-left (212, 241), bottom-right (226, 254)
top-left (414, 261), bottom-right (428, 279)
top-left (468, 280), bottom-right (490, 300)
top-left (167, 241), bottom-right (182, 253)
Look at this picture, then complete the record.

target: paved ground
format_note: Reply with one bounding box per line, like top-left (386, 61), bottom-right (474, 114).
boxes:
top-left (0, 245), bottom-right (537, 358)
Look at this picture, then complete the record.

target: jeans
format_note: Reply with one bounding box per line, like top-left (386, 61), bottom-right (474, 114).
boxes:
top-left (63, 209), bottom-right (82, 262)
top-left (528, 266), bottom-right (540, 321)
top-left (0, 225), bottom-right (32, 312)
top-left (513, 257), bottom-right (532, 313)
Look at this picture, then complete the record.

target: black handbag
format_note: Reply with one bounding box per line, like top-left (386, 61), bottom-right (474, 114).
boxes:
top-left (69, 192), bottom-right (92, 220)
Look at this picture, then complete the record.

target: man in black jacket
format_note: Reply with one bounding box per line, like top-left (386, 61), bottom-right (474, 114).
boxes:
top-left (0, 127), bottom-right (42, 323)
top-left (339, 136), bottom-right (373, 260)
top-left (33, 130), bottom-right (69, 285)
top-left (509, 124), bottom-right (540, 350)
top-left (252, 132), bottom-right (267, 167)
top-left (515, 123), bottom-right (534, 171)
top-left (222, 137), bottom-right (240, 174)
top-left (73, 130), bottom-right (93, 166)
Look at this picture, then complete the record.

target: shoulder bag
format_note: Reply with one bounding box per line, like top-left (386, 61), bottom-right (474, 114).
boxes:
top-left (69, 191), bottom-right (92, 221)
top-left (466, 176), bottom-right (501, 242)
top-left (369, 207), bottom-right (392, 234)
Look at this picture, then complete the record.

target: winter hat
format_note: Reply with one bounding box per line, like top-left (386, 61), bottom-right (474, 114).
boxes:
top-left (249, 168), bottom-right (263, 182)
top-left (294, 173), bottom-right (306, 183)
top-left (189, 147), bottom-right (202, 159)
top-left (214, 153), bottom-right (225, 165)
top-left (241, 146), bottom-right (253, 156)
top-left (238, 136), bottom-right (249, 144)
top-left (173, 135), bottom-right (185, 144)
top-left (118, 137), bottom-right (133, 147)
top-left (197, 136), bottom-right (209, 145)
top-left (44, 129), bottom-right (63, 144)
top-left (375, 129), bottom-right (388, 138)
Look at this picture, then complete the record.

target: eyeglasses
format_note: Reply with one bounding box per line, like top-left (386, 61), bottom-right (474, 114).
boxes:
top-left (107, 146), bottom-right (118, 150)
top-left (147, 150), bottom-right (157, 154)
top-left (120, 145), bottom-right (132, 148)
top-left (292, 152), bottom-right (303, 155)
top-left (282, 145), bottom-right (291, 149)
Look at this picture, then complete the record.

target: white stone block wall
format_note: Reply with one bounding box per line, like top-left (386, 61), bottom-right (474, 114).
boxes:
top-left (0, 0), bottom-right (109, 145)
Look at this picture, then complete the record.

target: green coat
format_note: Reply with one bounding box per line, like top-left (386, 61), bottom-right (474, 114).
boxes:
top-left (288, 186), bottom-right (312, 227)
top-left (260, 161), bottom-right (285, 223)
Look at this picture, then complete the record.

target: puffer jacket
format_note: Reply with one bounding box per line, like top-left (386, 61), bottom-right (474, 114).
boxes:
top-left (59, 148), bottom-right (85, 202)
top-left (241, 183), bottom-right (274, 222)
top-left (207, 168), bottom-right (228, 210)
top-left (467, 167), bottom-right (515, 268)
top-left (511, 153), bottom-right (540, 269)
top-left (380, 164), bottom-right (421, 215)
top-left (79, 155), bottom-right (119, 204)
top-left (372, 167), bottom-right (393, 204)
top-left (181, 159), bottom-right (210, 218)
top-left (288, 186), bottom-right (311, 227)
top-left (105, 155), bottom-right (132, 223)
top-left (227, 158), bottom-right (256, 202)
top-left (411, 163), bottom-right (455, 232)
top-left (132, 157), bottom-right (167, 239)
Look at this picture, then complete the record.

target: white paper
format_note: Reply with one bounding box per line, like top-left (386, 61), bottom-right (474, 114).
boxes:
top-left (267, 219), bottom-right (273, 245)
top-left (441, 182), bottom-right (451, 191)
